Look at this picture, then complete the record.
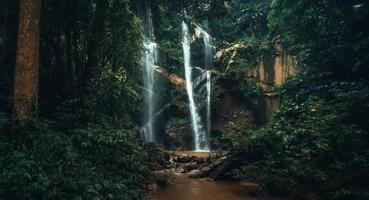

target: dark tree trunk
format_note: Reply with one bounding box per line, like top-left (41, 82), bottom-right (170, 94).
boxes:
top-left (64, 0), bottom-right (78, 98)
top-left (72, 29), bottom-right (83, 97)
top-left (83, 0), bottom-right (108, 91)
top-left (13, 0), bottom-right (41, 124)
top-left (65, 28), bottom-right (74, 97)
top-left (0, 0), bottom-right (19, 112)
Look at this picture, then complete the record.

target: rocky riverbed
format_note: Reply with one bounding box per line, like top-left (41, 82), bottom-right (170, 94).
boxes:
top-left (147, 151), bottom-right (283, 200)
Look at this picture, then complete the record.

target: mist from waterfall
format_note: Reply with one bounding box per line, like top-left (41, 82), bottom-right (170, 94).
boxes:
top-left (182, 21), bottom-right (208, 151)
top-left (141, 5), bottom-right (158, 143)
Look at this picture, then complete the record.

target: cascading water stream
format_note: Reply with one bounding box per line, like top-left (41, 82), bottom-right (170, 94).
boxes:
top-left (203, 31), bottom-right (215, 148)
top-left (141, 5), bottom-right (158, 143)
top-left (182, 21), bottom-right (208, 151)
top-left (206, 71), bottom-right (211, 139)
top-left (142, 42), bottom-right (158, 143)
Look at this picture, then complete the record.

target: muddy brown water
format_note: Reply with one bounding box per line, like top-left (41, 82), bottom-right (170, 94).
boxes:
top-left (170, 151), bottom-right (226, 159)
top-left (150, 151), bottom-right (282, 200)
top-left (150, 172), bottom-right (282, 200)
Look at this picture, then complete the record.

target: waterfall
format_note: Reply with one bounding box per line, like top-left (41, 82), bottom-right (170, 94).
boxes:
top-left (206, 71), bottom-right (211, 139)
top-left (182, 21), bottom-right (208, 151)
top-left (203, 31), bottom-right (215, 147)
top-left (141, 5), bottom-right (158, 143)
top-left (142, 42), bottom-right (158, 143)
top-left (203, 32), bottom-right (215, 69)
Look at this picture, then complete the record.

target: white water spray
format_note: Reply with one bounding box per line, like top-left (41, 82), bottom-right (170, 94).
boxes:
top-left (141, 5), bottom-right (158, 143)
top-left (142, 42), bottom-right (158, 143)
top-left (206, 71), bottom-right (211, 140)
top-left (203, 31), bottom-right (215, 147)
top-left (182, 21), bottom-right (208, 151)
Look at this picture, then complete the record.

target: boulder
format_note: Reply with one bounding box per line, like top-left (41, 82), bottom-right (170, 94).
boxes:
top-left (187, 169), bottom-right (201, 177)
top-left (147, 183), bottom-right (159, 191)
top-left (189, 153), bottom-right (241, 180)
top-left (175, 154), bottom-right (192, 163)
top-left (183, 162), bottom-right (200, 173)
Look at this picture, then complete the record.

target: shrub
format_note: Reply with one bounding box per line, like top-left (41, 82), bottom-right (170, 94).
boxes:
top-left (0, 118), bottom-right (150, 200)
top-left (236, 76), bottom-right (369, 199)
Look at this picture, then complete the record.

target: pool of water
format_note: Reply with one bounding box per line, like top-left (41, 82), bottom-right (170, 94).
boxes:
top-left (150, 172), bottom-right (282, 200)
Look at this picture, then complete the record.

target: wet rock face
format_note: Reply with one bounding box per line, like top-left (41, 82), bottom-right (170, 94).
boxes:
top-left (213, 87), bottom-right (255, 129)
top-left (162, 75), bottom-right (257, 150)
top-left (164, 117), bottom-right (194, 150)
top-left (211, 80), bottom-right (256, 149)
top-left (214, 41), bottom-right (296, 124)
top-left (214, 41), bottom-right (296, 93)
top-left (249, 49), bottom-right (296, 93)
top-left (156, 40), bottom-right (295, 150)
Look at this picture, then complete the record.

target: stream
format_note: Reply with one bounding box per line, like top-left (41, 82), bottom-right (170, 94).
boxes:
top-left (150, 172), bottom-right (282, 200)
top-left (150, 152), bottom-right (282, 200)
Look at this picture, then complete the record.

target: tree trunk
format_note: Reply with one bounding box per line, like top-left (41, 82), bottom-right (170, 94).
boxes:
top-left (72, 29), bottom-right (83, 97)
top-left (65, 28), bottom-right (74, 97)
top-left (83, 0), bottom-right (108, 91)
top-left (0, 0), bottom-right (19, 113)
top-left (13, 0), bottom-right (41, 124)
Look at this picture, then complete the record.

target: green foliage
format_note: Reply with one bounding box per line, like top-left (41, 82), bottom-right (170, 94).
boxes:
top-left (231, 0), bottom-right (271, 42)
top-left (54, 66), bottom-right (142, 130)
top-left (221, 110), bottom-right (255, 147)
top-left (268, 0), bottom-right (369, 77)
top-left (2, 1), bottom-right (369, 199)
top-left (0, 113), bottom-right (8, 129)
top-left (91, 67), bottom-right (141, 126)
top-left (144, 143), bottom-right (170, 171)
top-left (219, 45), bottom-right (263, 102)
top-left (105, 0), bottom-right (143, 73)
top-left (38, 0), bottom-right (144, 111)
top-left (236, 76), bottom-right (369, 199)
top-left (229, 1), bottom-right (369, 199)
top-left (0, 118), bottom-right (150, 200)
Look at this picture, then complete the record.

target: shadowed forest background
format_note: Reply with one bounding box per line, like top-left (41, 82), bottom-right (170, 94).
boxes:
top-left (0, 0), bottom-right (369, 199)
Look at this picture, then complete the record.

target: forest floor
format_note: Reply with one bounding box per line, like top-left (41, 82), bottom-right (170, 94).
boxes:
top-left (149, 151), bottom-right (283, 200)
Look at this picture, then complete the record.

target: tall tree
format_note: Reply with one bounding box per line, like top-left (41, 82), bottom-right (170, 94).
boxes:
top-left (0, 0), bottom-right (19, 112)
top-left (13, 0), bottom-right (42, 124)
top-left (83, 0), bottom-right (109, 91)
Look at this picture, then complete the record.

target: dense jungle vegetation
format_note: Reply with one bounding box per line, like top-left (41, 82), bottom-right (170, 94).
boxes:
top-left (0, 0), bottom-right (368, 199)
